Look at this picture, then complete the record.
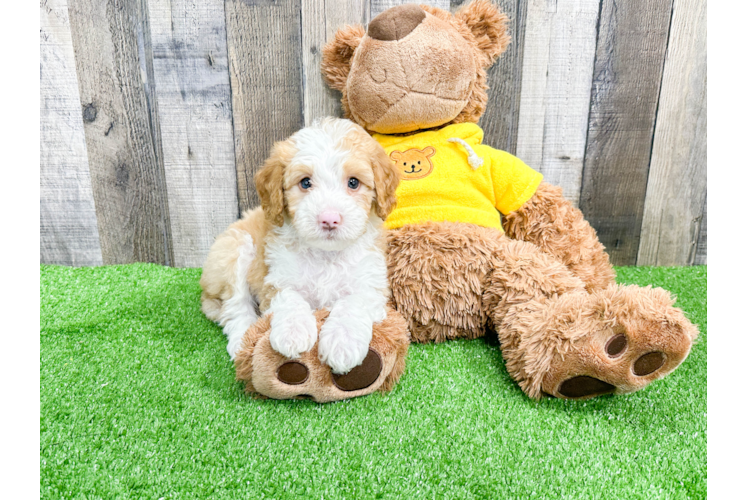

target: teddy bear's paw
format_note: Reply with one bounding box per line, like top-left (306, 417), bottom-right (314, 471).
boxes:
top-left (235, 308), bottom-right (410, 403)
top-left (538, 285), bottom-right (699, 400)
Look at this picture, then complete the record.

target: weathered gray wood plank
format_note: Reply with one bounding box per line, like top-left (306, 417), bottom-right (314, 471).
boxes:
top-left (39, 0), bottom-right (708, 267)
top-left (302, 0), bottom-right (369, 125)
top-left (694, 196), bottom-right (706, 265)
top-left (579, 0), bottom-right (674, 266)
top-left (474, 0), bottom-right (529, 154)
top-left (67, 0), bottom-right (173, 265)
top-left (637, 0), bottom-right (706, 266)
top-left (147, 0), bottom-right (239, 267)
top-left (225, 0), bottom-right (304, 214)
top-left (371, 0), bottom-right (449, 19)
top-left (40, 0), bottom-right (103, 266)
top-left (515, 0), bottom-right (600, 207)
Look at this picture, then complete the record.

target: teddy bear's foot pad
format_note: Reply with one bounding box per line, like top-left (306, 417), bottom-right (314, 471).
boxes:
top-left (557, 350), bottom-right (667, 398)
top-left (235, 308), bottom-right (409, 403)
top-left (332, 349), bottom-right (382, 391)
top-left (538, 286), bottom-right (699, 400)
top-left (553, 348), bottom-right (671, 399)
top-left (548, 338), bottom-right (682, 400)
top-left (501, 285), bottom-right (699, 400)
top-left (275, 350), bottom-right (382, 392)
top-left (277, 361), bottom-right (309, 385)
top-left (558, 376), bottom-right (616, 399)
top-left (633, 352), bottom-right (666, 376)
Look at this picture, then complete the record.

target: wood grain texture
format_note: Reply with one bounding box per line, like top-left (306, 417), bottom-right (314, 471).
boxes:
top-left (473, 0), bottom-right (529, 154)
top-left (67, 0), bottom-right (173, 265)
top-left (579, 0), bottom-right (674, 265)
top-left (40, 0), bottom-right (103, 266)
top-left (39, 0), bottom-right (707, 266)
top-left (302, 0), bottom-right (369, 126)
top-left (225, 0), bottom-right (304, 214)
top-left (147, 0), bottom-right (239, 267)
top-left (694, 196), bottom-right (706, 265)
top-left (371, 0), bottom-right (449, 19)
top-left (637, 0), bottom-right (706, 266)
top-left (515, 0), bottom-right (600, 207)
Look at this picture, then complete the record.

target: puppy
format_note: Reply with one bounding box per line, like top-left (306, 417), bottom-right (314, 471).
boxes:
top-left (200, 118), bottom-right (400, 374)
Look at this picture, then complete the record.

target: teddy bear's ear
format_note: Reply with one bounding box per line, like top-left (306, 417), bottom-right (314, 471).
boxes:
top-left (422, 146), bottom-right (436, 157)
top-left (321, 24), bottom-right (366, 92)
top-left (390, 151), bottom-right (402, 161)
top-left (455, 0), bottom-right (511, 63)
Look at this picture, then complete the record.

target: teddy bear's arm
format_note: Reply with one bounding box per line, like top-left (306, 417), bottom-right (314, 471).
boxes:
top-left (502, 182), bottom-right (616, 292)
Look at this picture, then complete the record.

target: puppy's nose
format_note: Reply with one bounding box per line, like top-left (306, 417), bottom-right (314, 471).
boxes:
top-left (367, 4), bottom-right (425, 41)
top-left (318, 211), bottom-right (342, 229)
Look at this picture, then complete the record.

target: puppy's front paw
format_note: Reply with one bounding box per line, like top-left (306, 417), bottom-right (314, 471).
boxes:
top-left (318, 319), bottom-right (372, 374)
top-left (269, 312), bottom-right (318, 359)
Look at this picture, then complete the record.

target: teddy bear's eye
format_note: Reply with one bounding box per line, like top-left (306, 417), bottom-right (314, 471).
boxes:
top-left (418, 161), bottom-right (421, 165)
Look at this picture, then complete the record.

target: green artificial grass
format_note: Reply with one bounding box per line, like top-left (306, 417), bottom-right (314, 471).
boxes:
top-left (40, 264), bottom-right (706, 499)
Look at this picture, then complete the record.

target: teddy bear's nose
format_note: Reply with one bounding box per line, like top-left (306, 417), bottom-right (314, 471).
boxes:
top-left (368, 4), bottom-right (426, 41)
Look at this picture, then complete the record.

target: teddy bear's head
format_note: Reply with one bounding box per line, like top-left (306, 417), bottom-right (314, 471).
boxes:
top-left (322, 1), bottom-right (510, 135)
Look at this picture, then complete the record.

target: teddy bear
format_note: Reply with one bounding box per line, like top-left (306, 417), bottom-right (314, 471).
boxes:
top-left (316, 0), bottom-right (699, 400)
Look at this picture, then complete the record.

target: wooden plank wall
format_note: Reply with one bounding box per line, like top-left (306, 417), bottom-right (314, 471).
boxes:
top-left (67, 0), bottom-right (174, 265)
top-left (148, 0), bottom-right (239, 268)
top-left (515, 0), bottom-right (599, 207)
top-left (40, 0), bottom-right (103, 266)
top-left (637, 0), bottom-right (707, 266)
top-left (40, 0), bottom-right (707, 268)
top-left (579, 0), bottom-right (675, 265)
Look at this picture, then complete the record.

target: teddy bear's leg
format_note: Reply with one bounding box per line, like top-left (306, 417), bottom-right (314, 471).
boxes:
top-left (502, 182), bottom-right (616, 292)
top-left (387, 222), bottom-right (506, 343)
top-left (482, 241), bottom-right (698, 399)
top-left (500, 287), bottom-right (698, 400)
top-left (234, 308), bottom-right (410, 402)
top-left (482, 239), bottom-right (588, 327)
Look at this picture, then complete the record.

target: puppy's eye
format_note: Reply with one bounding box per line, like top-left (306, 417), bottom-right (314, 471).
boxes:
top-left (299, 177), bottom-right (312, 190)
top-left (348, 178), bottom-right (360, 190)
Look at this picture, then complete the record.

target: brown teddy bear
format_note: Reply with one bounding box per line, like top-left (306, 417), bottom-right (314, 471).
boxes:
top-left (318, 0), bottom-right (699, 399)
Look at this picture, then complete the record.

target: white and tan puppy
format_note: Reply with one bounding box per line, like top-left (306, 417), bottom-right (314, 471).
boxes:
top-left (200, 118), bottom-right (400, 374)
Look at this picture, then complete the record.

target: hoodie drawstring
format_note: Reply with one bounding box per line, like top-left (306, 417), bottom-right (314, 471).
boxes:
top-left (447, 137), bottom-right (484, 170)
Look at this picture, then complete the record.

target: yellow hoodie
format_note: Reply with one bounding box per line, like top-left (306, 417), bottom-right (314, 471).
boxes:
top-left (373, 123), bottom-right (543, 232)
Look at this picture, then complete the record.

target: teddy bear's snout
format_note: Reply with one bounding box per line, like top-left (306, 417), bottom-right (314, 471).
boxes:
top-left (368, 4), bottom-right (426, 41)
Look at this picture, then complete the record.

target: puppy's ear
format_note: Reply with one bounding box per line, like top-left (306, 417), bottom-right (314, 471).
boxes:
top-left (456, 0), bottom-right (511, 63)
top-left (371, 145), bottom-right (401, 220)
top-left (322, 25), bottom-right (365, 91)
top-left (255, 141), bottom-right (292, 226)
